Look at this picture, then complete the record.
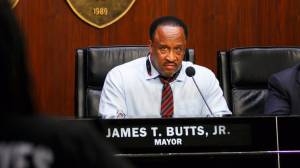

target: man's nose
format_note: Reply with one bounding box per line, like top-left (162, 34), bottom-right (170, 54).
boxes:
top-left (166, 50), bottom-right (176, 62)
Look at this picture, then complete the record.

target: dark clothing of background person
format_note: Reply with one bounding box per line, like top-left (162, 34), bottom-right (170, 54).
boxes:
top-left (0, 0), bottom-right (133, 167)
top-left (264, 63), bottom-right (300, 115)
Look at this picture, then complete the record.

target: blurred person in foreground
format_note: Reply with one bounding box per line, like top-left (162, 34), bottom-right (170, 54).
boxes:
top-left (0, 0), bottom-right (133, 168)
top-left (99, 16), bottom-right (231, 118)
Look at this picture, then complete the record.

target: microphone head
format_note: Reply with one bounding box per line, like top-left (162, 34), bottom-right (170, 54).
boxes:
top-left (185, 66), bottom-right (195, 77)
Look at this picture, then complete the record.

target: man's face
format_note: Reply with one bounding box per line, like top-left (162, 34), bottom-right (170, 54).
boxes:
top-left (150, 25), bottom-right (187, 78)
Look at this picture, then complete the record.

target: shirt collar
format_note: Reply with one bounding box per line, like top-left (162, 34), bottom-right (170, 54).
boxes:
top-left (176, 65), bottom-right (186, 82)
top-left (145, 55), bottom-right (186, 82)
top-left (145, 55), bottom-right (160, 80)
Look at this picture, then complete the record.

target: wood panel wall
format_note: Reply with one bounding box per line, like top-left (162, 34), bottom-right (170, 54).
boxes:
top-left (14, 0), bottom-right (300, 117)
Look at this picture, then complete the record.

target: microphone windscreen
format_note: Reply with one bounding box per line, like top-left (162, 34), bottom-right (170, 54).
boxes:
top-left (185, 66), bottom-right (195, 77)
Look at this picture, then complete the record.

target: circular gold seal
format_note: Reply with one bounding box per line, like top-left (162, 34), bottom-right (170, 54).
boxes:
top-left (10, 0), bottom-right (19, 8)
top-left (66, 0), bottom-right (136, 29)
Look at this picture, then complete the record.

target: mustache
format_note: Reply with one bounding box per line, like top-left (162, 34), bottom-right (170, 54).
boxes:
top-left (163, 61), bottom-right (177, 66)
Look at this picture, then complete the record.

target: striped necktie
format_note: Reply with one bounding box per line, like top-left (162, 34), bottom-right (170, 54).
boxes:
top-left (159, 77), bottom-right (174, 118)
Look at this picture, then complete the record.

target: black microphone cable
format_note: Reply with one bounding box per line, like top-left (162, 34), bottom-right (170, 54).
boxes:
top-left (185, 66), bottom-right (214, 117)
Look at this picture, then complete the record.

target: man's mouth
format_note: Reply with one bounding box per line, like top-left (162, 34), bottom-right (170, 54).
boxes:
top-left (164, 64), bottom-right (177, 70)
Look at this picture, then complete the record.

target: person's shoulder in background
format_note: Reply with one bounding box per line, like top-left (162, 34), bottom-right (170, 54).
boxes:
top-left (264, 63), bottom-right (300, 115)
top-left (270, 63), bottom-right (300, 85)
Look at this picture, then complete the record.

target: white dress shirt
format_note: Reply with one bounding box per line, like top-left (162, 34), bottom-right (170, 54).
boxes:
top-left (99, 56), bottom-right (231, 118)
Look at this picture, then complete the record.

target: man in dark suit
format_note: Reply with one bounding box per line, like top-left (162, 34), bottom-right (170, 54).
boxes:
top-left (264, 63), bottom-right (300, 115)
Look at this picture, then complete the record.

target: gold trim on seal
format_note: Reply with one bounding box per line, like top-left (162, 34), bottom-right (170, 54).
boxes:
top-left (66, 0), bottom-right (136, 29)
top-left (10, 0), bottom-right (19, 8)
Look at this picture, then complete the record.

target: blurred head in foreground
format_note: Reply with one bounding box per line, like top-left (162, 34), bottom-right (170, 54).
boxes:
top-left (0, 0), bottom-right (34, 115)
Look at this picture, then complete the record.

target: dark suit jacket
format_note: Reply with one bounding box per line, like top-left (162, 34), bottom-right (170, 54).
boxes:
top-left (0, 115), bottom-right (134, 168)
top-left (265, 63), bottom-right (300, 115)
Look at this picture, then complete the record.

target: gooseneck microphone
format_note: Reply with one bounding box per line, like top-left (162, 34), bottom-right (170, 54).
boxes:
top-left (185, 66), bottom-right (214, 117)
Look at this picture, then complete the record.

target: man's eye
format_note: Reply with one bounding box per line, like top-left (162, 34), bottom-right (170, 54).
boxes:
top-left (160, 47), bottom-right (168, 53)
top-left (175, 48), bottom-right (184, 54)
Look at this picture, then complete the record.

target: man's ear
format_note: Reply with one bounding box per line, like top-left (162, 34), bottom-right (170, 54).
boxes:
top-left (148, 40), bottom-right (153, 54)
